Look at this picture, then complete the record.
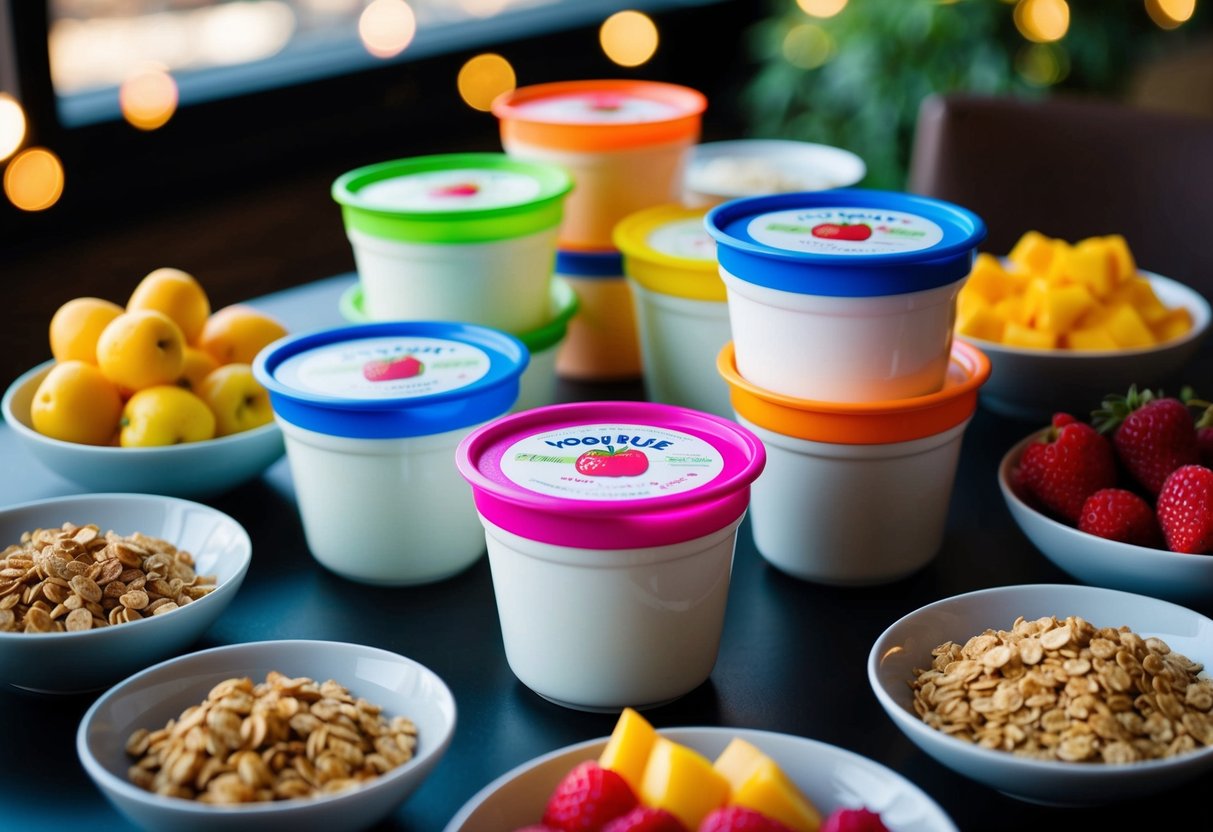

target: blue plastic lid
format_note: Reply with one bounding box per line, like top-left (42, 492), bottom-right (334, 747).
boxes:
top-left (704, 188), bottom-right (986, 297)
top-left (554, 248), bottom-right (625, 278)
top-left (252, 321), bottom-right (528, 439)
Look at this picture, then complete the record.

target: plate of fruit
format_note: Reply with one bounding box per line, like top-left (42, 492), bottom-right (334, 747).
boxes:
top-left (999, 385), bottom-right (1213, 608)
top-left (443, 708), bottom-right (957, 832)
top-left (1, 267), bottom-right (288, 498)
top-left (954, 230), bottom-right (1210, 422)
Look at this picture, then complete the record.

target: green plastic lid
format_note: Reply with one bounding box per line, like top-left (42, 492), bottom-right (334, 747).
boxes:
top-left (339, 276), bottom-right (579, 353)
top-left (332, 152), bottom-right (574, 244)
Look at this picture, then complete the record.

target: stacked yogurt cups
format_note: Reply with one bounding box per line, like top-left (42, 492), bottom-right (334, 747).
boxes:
top-left (707, 189), bottom-right (991, 584)
top-left (330, 153), bottom-right (575, 410)
top-left (253, 321), bottom-right (528, 586)
top-left (614, 203), bottom-right (731, 418)
top-left (456, 401), bottom-right (765, 711)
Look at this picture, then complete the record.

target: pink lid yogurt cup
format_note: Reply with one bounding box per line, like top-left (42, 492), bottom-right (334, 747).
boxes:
top-left (456, 401), bottom-right (766, 550)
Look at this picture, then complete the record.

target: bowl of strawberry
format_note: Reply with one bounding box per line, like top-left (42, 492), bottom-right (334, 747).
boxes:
top-left (999, 385), bottom-right (1213, 608)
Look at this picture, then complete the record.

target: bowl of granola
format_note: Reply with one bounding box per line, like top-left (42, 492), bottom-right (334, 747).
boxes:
top-left (868, 583), bottom-right (1213, 806)
top-left (0, 492), bottom-right (251, 693)
top-left (77, 639), bottom-right (456, 832)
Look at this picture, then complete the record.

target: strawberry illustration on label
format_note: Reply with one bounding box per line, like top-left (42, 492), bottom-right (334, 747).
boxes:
top-left (362, 355), bottom-right (423, 382)
top-left (574, 446), bottom-right (649, 477)
top-left (587, 93), bottom-right (624, 113)
top-left (811, 222), bottom-right (872, 241)
top-left (430, 182), bottom-right (480, 197)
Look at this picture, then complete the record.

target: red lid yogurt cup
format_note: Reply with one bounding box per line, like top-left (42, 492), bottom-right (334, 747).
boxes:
top-left (455, 401), bottom-right (766, 550)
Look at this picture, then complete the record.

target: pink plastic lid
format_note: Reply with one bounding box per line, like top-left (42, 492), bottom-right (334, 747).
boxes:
top-left (455, 401), bottom-right (766, 549)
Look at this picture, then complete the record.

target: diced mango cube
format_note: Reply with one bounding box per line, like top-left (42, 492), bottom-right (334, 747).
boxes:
top-left (1064, 325), bottom-right (1120, 351)
top-left (1102, 303), bottom-right (1156, 349)
top-left (641, 737), bottom-right (731, 831)
top-left (714, 739), bottom-right (822, 832)
top-left (1043, 239), bottom-right (1076, 284)
top-left (1103, 234), bottom-right (1137, 281)
top-left (993, 295), bottom-right (1028, 327)
top-left (1035, 282), bottom-right (1096, 334)
top-left (956, 297), bottom-right (1005, 343)
top-left (1008, 230), bottom-right (1056, 274)
top-left (1152, 306), bottom-right (1194, 344)
top-left (1020, 277), bottom-right (1053, 327)
top-left (963, 253), bottom-right (1013, 303)
top-left (1112, 277), bottom-right (1170, 325)
top-left (1066, 238), bottom-right (1118, 298)
top-left (1003, 321), bottom-right (1058, 350)
top-left (599, 708), bottom-right (657, 794)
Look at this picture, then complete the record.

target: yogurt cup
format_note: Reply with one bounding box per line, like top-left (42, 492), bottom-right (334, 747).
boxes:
top-left (705, 189), bottom-right (986, 402)
top-left (552, 249), bottom-right (642, 381)
top-left (332, 153), bottom-right (573, 333)
top-left (253, 321), bottom-right (528, 585)
top-left (682, 139), bottom-right (867, 207)
top-left (492, 80), bottom-right (706, 250)
top-left (717, 339), bottom-right (990, 585)
top-left (339, 277), bottom-right (578, 413)
top-left (455, 401), bottom-right (765, 711)
top-left (614, 204), bottom-right (731, 418)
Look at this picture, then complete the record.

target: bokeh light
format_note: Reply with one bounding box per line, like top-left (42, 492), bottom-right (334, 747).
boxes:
top-left (782, 23), bottom-right (834, 70)
top-left (119, 65), bottom-right (179, 131)
top-left (796, 0), bottom-right (848, 18)
top-left (1014, 0), bottom-right (1070, 43)
top-left (4, 147), bottom-right (65, 212)
top-left (1147, 0), bottom-right (1197, 28)
top-left (0, 94), bottom-right (27, 162)
top-left (600, 11), bottom-right (659, 67)
top-left (458, 53), bottom-right (516, 111)
top-left (359, 0), bottom-right (416, 59)
top-left (1016, 42), bottom-right (1070, 86)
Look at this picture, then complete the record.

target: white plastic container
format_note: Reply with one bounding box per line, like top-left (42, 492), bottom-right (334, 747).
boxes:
top-left (253, 321), bottom-right (528, 585)
top-left (718, 339), bottom-right (990, 586)
top-left (706, 189), bottom-right (986, 402)
top-left (332, 153), bottom-right (572, 333)
top-left (682, 138), bottom-right (866, 207)
top-left (455, 401), bottom-right (765, 711)
top-left (615, 204), bottom-right (731, 417)
top-left (493, 80), bottom-right (707, 250)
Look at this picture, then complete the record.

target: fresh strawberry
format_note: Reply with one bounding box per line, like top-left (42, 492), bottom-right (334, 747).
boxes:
top-left (820, 808), bottom-right (890, 832)
top-left (1077, 488), bottom-right (1162, 548)
top-left (697, 807), bottom-right (793, 832)
top-left (603, 806), bottom-right (687, 832)
top-left (1017, 413), bottom-right (1117, 523)
top-left (1190, 394), bottom-right (1213, 468)
top-left (1156, 465), bottom-right (1213, 554)
top-left (1093, 386), bottom-right (1199, 495)
top-left (542, 760), bottom-right (638, 832)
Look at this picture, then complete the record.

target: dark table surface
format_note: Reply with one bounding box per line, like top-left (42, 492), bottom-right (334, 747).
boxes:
top-left (2, 272), bottom-right (1211, 832)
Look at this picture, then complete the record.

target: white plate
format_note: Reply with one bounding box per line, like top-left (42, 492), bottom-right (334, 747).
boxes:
top-left (443, 726), bottom-right (957, 832)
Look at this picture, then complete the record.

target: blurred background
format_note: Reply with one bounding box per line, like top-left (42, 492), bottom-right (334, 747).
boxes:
top-left (2, 0), bottom-right (1211, 384)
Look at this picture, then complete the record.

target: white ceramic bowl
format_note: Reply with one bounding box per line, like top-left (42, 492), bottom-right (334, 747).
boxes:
top-left (958, 271), bottom-right (1211, 423)
top-left (0, 493), bottom-right (251, 694)
top-left (2, 360), bottom-right (285, 499)
top-left (78, 639), bottom-right (457, 832)
top-left (683, 139), bottom-right (867, 207)
top-left (868, 583), bottom-right (1213, 806)
top-left (999, 430), bottom-right (1213, 609)
top-left (442, 726), bottom-right (957, 832)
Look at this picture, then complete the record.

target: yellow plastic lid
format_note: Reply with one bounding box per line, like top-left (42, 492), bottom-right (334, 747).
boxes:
top-left (613, 204), bottom-right (724, 302)
top-left (492, 80), bottom-right (706, 153)
top-left (716, 340), bottom-right (990, 445)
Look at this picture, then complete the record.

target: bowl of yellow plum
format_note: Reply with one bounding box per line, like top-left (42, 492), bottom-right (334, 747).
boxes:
top-left (1, 268), bottom-right (287, 498)
top-left (954, 231), bottom-right (1211, 422)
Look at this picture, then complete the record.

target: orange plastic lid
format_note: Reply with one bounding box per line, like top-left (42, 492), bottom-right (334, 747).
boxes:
top-left (492, 80), bottom-right (707, 152)
top-left (716, 340), bottom-right (991, 445)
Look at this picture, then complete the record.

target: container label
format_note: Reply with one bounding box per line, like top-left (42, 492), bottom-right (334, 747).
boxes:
top-left (499, 423), bottom-right (724, 501)
top-left (647, 218), bottom-right (716, 262)
top-left (356, 169), bottom-right (542, 212)
top-left (747, 208), bottom-right (944, 255)
top-left (514, 92), bottom-right (681, 124)
top-left (274, 336), bottom-right (491, 400)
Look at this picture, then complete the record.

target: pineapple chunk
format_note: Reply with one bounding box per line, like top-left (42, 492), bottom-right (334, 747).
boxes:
top-left (1102, 303), bottom-right (1156, 349)
top-left (714, 739), bottom-right (822, 832)
top-left (641, 737), bottom-right (731, 831)
top-left (1008, 230), bottom-right (1056, 274)
top-left (1035, 282), bottom-right (1096, 334)
top-left (599, 708), bottom-right (657, 794)
top-left (1003, 321), bottom-right (1058, 350)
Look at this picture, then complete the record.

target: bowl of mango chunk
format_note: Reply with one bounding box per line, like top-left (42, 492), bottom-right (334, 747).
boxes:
top-left (954, 230), bottom-right (1211, 422)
